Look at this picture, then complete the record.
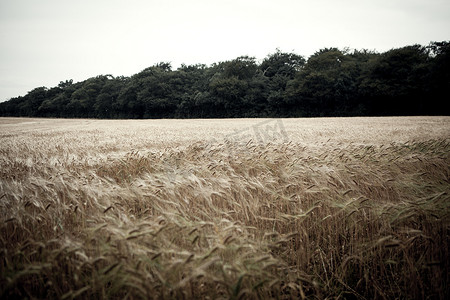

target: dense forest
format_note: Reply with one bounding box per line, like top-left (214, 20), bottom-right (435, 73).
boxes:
top-left (1, 41), bottom-right (449, 118)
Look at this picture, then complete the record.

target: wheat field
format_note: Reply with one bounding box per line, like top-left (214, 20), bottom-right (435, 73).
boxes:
top-left (1, 117), bottom-right (449, 299)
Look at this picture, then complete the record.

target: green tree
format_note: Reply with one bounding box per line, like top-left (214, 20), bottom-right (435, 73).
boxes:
top-left (286, 48), bottom-right (350, 116)
top-left (260, 50), bottom-right (306, 116)
top-left (174, 64), bottom-right (209, 118)
top-left (94, 76), bottom-right (125, 118)
top-left (361, 45), bottom-right (431, 115)
top-left (260, 49), bottom-right (305, 78)
top-left (134, 63), bottom-right (177, 118)
top-left (427, 41), bottom-right (450, 115)
top-left (20, 87), bottom-right (48, 116)
top-left (207, 57), bottom-right (259, 116)
top-left (1, 43), bottom-right (448, 118)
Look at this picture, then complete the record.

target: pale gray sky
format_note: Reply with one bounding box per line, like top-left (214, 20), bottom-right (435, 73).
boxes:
top-left (1, 0), bottom-right (449, 102)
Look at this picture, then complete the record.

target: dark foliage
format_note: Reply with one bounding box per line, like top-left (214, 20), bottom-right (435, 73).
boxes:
top-left (1, 42), bottom-right (449, 118)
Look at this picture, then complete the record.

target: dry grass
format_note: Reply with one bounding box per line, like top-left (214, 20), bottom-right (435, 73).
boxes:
top-left (0, 116), bottom-right (449, 299)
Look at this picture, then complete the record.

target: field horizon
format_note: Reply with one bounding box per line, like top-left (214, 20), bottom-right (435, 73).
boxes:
top-left (1, 116), bottom-right (449, 299)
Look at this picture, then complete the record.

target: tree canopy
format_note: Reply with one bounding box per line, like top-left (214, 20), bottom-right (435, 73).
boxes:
top-left (1, 42), bottom-right (448, 118)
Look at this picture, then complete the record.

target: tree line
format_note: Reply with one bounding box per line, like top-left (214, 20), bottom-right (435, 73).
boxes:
top-left (1, 41), bottom-right (449, 118)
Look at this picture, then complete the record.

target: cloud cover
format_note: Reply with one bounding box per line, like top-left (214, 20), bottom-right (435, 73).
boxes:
top-left (1, 0), bottom-right (449, 102)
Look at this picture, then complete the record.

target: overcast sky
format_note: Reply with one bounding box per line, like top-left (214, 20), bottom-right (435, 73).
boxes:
top-left (0, 0), bottom-right (449, 102)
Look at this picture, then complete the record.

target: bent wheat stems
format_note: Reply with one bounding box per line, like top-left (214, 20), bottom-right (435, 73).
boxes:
top-left (0, 117), bottom-right (449, 299)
